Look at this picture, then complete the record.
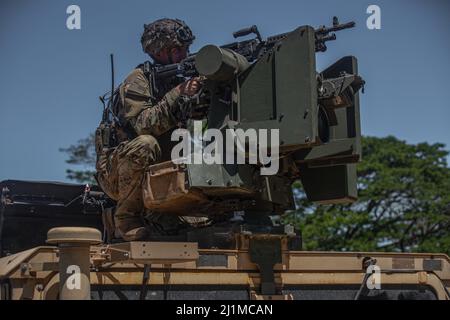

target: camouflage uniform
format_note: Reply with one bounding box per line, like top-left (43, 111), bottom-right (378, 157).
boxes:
top-left (95, 18), bottom-right (194, 240)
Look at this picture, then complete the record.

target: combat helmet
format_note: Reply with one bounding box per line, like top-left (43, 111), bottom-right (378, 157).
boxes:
top-left (141, 18), bottom-right (195, 55)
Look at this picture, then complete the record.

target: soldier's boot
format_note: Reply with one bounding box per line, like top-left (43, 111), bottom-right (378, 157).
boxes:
top-left (114, 215), bottom-right (149, 241)
top-left (114, 170), bottom-right (148, 241)
top-left (114, 182), bottom-right (149, 241)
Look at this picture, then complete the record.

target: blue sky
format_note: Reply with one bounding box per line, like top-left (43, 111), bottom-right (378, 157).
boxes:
top-left (0, 0), bottom-right (449, 182)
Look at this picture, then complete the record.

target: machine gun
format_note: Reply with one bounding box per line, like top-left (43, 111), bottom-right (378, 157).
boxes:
top-left (146, 16), bottom-right (356, 89)
top-left (142, 16), bottom-right (357, 126)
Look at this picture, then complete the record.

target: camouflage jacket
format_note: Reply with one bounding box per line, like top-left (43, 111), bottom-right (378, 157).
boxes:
top-left (116, 67), bottom-right (180, 139)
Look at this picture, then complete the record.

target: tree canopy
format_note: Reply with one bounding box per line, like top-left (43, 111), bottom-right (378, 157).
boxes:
top-left (59, 133), bottom-right (96, 184)
top-left (284, 136), bottom-right (450, 254)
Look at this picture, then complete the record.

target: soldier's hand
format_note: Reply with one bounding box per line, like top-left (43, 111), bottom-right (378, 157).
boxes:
top-left (177, 77), bottom-right (202, 97)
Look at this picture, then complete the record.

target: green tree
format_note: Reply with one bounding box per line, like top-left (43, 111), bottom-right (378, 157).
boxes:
top-left (284, 136), bottom-right (450, 255)
top-left (59, 133), bottom-right (96, 184)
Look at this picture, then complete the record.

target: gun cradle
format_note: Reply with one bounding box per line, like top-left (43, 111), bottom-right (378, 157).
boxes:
top-left (142, 160), bottom-right (294, 216)
top-left (198, 26), bottom-right (362, 204)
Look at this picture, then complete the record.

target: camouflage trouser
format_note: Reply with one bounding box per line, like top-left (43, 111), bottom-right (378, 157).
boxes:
top-left (96, 135), bottom-right (161, 221)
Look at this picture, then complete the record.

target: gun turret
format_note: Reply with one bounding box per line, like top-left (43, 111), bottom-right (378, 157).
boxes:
top-left (190, 22), bottom-right (364, 205)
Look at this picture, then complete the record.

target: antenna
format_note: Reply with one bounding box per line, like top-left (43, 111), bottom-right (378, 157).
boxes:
top-left (110, 54), bottom-right (115, 107)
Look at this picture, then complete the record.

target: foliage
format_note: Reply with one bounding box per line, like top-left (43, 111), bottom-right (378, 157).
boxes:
top-left (59, 133), bottom-right (96, 184)
top-left (284, 136), bottom-right (450, 254)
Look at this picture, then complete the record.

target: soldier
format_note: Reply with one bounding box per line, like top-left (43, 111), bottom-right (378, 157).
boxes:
top-left (95, 18), bottom-right (201, 241)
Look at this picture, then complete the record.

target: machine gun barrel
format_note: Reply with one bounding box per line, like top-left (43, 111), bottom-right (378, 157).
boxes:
top-left (315, 20), bottom-right (355, 35)
top-left (314, 17), bottom-right (355, 52)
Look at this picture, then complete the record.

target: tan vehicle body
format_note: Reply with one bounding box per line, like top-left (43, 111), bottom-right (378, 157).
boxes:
top-left (0, 227), bottom-right (448, 300)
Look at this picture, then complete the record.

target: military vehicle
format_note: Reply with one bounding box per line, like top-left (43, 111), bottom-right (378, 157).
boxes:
top-left (1, 18), bottom-right (449, 300)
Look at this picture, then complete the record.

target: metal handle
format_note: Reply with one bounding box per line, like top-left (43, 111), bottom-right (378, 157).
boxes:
top-left (233, 25), bottom-right (258, 38)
